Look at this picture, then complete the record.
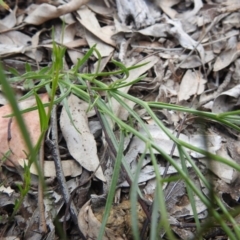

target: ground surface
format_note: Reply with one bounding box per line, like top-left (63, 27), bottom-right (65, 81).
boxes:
top-left (1, 0), bottom-right (240, 239)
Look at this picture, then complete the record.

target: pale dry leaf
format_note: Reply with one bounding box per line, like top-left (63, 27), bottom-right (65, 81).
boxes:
top-left (52, 23), bottom-right (76, 44)
top-left (60, 94), bottom-right (105, 182)
top-left (0, 31), bottom-right (31, 54)
top-left (200, 146), bottom-right (238, 184)
top-left (31, 28), bottom-right (48, 58)
top-left (63, 23), bottom-right (76, 43)
top-left (0, 23), bottom-right (9, 32)
top-left (0, 5), bottom-right (17, 29)
top-left (178, 70), bottom-right (206, 101)
top-left (87, 0), bottom-right (113, 16)
top-left (92, 54), bottom-right (113, 73)
top-left (0, 30), bottom-right (43, 60)
top-left (127, 123), bottom-right (189, 157)
top-left (24, 4), bottom-right (57, 25)
top-left (24, 0), bottom-right (89, 25)
top-left (221, 0), bottom-right (240, 12)
top-left (189, 133), bottom-right (222, 158)
top-left (77, 6), bottom-right (116, 47)
top-left (85, 29), bottom-right (114, 58)
top-left (167, 18), bottom-right (205, 63)
top-left (179, 51), bottom-right (215, 69)
top-left (212, 84), bottom-right (240, 113)
top-left (157, 0), bottom-right (180, 19)
top-left (119, 159), bottom-right (191, 187)
top-left (59, 12), bottom-right (76, 24)
top-left (67, 49), bottom-right (85, 65)
top-left (0, 93), bottom-right (49, 167)
top-left (0, 44), bottom-right (24, 56)
top-left (0, 185), bottom-right (14, 196)
top-left (64, 39), bottom-right (88, 48)
top-left (32, 28), bottom-right (47, 48)
top-left (138, 23), bottom-right (168, 38)
top-left (18, 159), bottom-right (82, 177)
top-left (213, 48), bottom-right (240, 71)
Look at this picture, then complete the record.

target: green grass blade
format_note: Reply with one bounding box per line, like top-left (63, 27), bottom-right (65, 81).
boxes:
top-left (97, 131), bottom-right (125, 240)
top-left (130, 149), bottom-right (148, 240)
top-left (34, 92), bottom-right (48, 132)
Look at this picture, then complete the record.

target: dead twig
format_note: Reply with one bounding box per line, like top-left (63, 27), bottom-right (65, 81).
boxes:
top-left (46, 105), bottom-right (86, 240)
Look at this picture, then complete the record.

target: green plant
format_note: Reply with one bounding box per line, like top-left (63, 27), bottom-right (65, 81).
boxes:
top-left (1, 44), bottom-right (240, 239)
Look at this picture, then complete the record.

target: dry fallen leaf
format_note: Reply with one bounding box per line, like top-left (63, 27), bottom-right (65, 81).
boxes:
top-left (212, 84), bottom-right (240, 113)
top-left (60, 94), bottom-right (105, 182)
top-left (200, 146), bottom-right (238, 184)
top-left (167, 18), bottom-right (205, 63)
top-left (0, 30), bottom-right (43, 60)
top-left (178, 70), bottom-right (206, 101)
top-left (77, 6), bottom-right (115, 57)
top-left (78, 200), bottom-right (124, 240)
top-left (213, 48), bottom-right (240, 71)
top-left (0, 4), bottom-right (17, 29)
top-left (18, 158), bottom-right (82, 177)
top-left (24, 0), bottom-right (89, 25)
top-left (78, 199), bottom-right (145, 240)
top-left (0, 93), bottom-right (49, 167)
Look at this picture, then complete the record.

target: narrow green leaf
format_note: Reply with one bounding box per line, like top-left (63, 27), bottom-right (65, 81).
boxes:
top-left (34, 92), bottom-right (48, 131)
top-left (72, 45), bottom-right (96, 74)
top-left (25, 62), bottom-right (32, 72)
top-left (97, 131), bottom-right (125, 240)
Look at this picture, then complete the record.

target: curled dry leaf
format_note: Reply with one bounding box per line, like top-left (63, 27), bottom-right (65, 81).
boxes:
top-left (77, 6), bottom-right (115, 57)
top-left (178, 70), bottom-right (206, 101)
top-left (78, 200), bottom-right (124, 240)
top-left (78, 199), bottom-right (145, 240)
top-left (24, 0), bottom-right (90, 25)
top-left (87, 0), bottom-right (113, 16)
top-left (0, 31), bottom-right (31, 56)
top-left (212, 84), bottom-right (240, 113)
top-left (167, 18), bottom-right (205, 63)
top-left (156, 0), bottom-right (179, 19)
top-left (18, 159), bottom-right (82, 177)
top-left (0, 93), bottom-right (49, 167)
top-left (200, 146), bottom-right (238, 184)
top-left (60, 94), bottom-right (105, 182)
top-left (0, 185), bottom-right (14, 196)
top-left (213, 48), bottom-right (240, 72)
top-left (0, 30), bottom-right (43, 60)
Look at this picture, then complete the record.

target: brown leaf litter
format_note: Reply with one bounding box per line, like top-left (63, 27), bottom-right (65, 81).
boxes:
top-left (1, 0), bottom-right (240, 239)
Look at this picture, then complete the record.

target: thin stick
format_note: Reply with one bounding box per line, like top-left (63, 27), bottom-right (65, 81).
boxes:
top-left (46, 105), bottom-right (86, 240)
